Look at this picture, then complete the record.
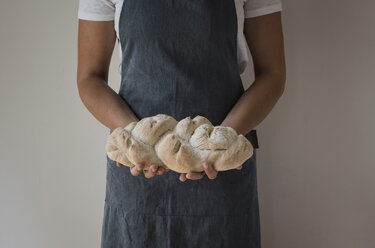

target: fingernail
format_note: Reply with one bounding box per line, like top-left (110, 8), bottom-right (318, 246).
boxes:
top-left (203, 163), bottom-right (208, 169)
top-left (152, 168), bottom-right (156, 172)
top-left (186, 174), bottom-right (190, 179)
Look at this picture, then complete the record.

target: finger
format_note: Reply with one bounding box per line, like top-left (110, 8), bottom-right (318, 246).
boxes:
top-left (236, 164), bottom-right (243, 170)
top-left (144, 164), bottom-right (158, 178)
top-left (130, 163), bottom-right (144, 176)
top-left (203, 162), bottom-right (218, 179)
top-left (186, 171), bottom-right (205, 180)
top-left (179, 173), bottom-right (188, 182)
top-left (156, 167), bottom-right (166, 175)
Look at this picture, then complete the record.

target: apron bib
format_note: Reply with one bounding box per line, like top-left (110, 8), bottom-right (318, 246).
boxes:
top-left (102, 0), bottom-right (260, 247)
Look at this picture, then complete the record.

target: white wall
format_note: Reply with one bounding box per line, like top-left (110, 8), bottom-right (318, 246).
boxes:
top-left (252, 1), bottom-right (375, 247)
top-left (1, 0), bottom-right (374, 247)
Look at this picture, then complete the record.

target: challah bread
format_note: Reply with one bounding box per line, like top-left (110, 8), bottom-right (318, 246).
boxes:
top-left (105, 114), bottom-right (254, 173)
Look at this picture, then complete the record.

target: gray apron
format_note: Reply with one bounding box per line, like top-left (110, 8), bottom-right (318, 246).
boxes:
top-left (102, 0), bottom-right (260, 247)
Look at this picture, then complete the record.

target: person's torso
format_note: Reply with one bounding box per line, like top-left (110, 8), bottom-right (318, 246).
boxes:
top-left (117, 0), bottom-right (244, 126)
top-left (110, 0), bottom-right (249, 74)
top-left (104, 0), bottom-right (256, 217)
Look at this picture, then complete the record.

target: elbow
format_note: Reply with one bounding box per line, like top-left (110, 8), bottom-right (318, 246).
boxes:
top-left (269, 71), bottom-right (286, 96)
top-left (278, 74), bottom-right (286, 96)
top-left (76, 75), bottom-right (94, 103)
top-left (76, 72), bottom-right (88, 94)
top-left (255, 67), bottom-right (286, 96)
top-left (76, 76), bottom-right (88, 100)
top-left (76, 74), bottom-right (105, 97)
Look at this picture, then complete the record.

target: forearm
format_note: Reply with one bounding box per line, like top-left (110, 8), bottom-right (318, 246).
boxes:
top-left (221, 72), bottom-right (285, 136)
top-left (77, 76), bottom-right (139, 131)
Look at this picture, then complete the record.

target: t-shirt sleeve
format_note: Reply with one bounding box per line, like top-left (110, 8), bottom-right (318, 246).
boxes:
top-left (77, 0), bottom-right (115, 21)
top-left (243, 0), bottom-right (283, 19)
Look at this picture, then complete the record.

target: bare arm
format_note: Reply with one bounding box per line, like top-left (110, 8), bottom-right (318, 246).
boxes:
top-left (180, 13), bottom-right (287, 181)
top-left (77, 19), bottom-right (167, 177)
top-left (76, 19), bottom-right (138, 131)
top-left (221, 11), bottom-right (286, 135)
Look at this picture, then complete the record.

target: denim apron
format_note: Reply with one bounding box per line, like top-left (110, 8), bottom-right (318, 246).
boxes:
top-left (102, 0), bottom-right (260, 247)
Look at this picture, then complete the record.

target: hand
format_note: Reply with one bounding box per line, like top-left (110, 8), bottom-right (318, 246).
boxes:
top-left (116, 162), bottom-right (170, 178)
top-left (179, 162), bottom-right (243, 182)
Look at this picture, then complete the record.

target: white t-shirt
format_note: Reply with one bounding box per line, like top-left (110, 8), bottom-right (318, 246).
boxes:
top-left (77, 0), bottom-right (282, 75)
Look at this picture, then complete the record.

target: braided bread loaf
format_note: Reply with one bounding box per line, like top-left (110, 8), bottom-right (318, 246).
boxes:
top-left (105, 114), bottom-right (254, 173)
